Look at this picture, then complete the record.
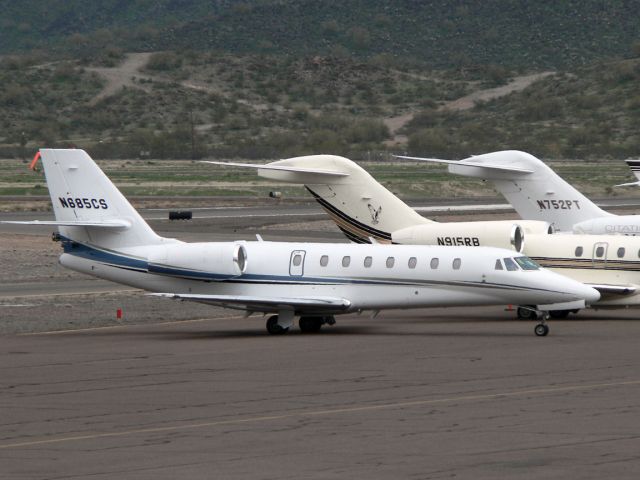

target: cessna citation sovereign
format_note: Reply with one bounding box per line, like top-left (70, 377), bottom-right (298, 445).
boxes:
top-left (211, 155), bottom-right (640, 317)
top-left (0, 150), bottom-right (598, 336)
top-left (398, 150), bottom-right (640, 235)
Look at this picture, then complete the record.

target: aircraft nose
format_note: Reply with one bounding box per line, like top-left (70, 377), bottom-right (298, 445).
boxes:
top-left (548, 272), bottom-right (600, 304)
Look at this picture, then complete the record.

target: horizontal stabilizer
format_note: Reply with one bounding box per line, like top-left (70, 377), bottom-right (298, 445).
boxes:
top-left (393, 155), bottom-right (534, 174)
top-left (201, 161), bottom-right (349, 177)
top-left (614, 181), bottom-right (640, 187)
top-left (588, 284), bottom-right (637, 296)
top-left (1, 219), bottom-right (131, 228)
top-left (150, 292), bottom-right (351, 310)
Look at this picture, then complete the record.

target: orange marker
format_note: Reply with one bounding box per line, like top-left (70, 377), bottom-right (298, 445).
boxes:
top-left (29, 151), bottom-right (41, 171)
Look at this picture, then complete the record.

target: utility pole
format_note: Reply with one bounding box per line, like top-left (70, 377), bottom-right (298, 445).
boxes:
top-left (189, 110), bottom-right (196, 160)
top-left (20, 131), bottom-right (27, 162)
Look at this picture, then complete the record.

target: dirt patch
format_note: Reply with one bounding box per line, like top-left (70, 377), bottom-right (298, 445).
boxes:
top-left (86, 52), bottom-right (154, 105)
top-left (383, 71), bottom-right (555, 145)
top-left (440, 72), bottom-right (555, 111)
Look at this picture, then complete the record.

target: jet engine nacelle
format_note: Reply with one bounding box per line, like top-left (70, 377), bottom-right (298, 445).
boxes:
top-left (391, 220), bottom-right (552, 252)
top-left (148, 242), bottom-right (248, 279)
top-left (573, 216), bottom-right (640, 235)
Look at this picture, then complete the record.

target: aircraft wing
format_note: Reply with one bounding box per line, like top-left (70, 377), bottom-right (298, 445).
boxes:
top-left (0, 220), bottom-right (131, 228)
top-left (393, 155), bottom-right (534, 174)
top-left (201, 161), bottom-right (349, 177)
top-left (587, 284), bottom-right (638, 296)
top-left (150, 292), bottom-right (351, 312)
top-left (614, 181), bottom-right (640, 187)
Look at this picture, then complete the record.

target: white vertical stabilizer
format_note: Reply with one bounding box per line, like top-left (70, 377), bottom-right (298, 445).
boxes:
top-left (406, 150), bottom-right (612, 232)
top-left (207, 155), bottom-right (430, 243)
top-left (40, 149), bottom-right (164, 248)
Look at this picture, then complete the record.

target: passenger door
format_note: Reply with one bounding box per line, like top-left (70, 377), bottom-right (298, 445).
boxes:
top-left (289, 250), bottom-right (306, 276)
top-left (592, 242), bottom-right (608, 268)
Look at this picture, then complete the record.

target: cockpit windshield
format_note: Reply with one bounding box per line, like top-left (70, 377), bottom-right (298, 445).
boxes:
top-left (514, 256), bottom-right (540, 271)
top-left (503, 258), bottom-right (519, 271)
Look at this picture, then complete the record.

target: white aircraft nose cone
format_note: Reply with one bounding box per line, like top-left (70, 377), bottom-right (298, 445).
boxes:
top-left (582, 285), bottom-right (601, 304)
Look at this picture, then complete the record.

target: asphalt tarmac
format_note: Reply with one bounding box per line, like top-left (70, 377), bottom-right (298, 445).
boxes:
top-left (2, 308), bottom-right (640, 479)
top-left (2, 202), bottom-right (640, 478)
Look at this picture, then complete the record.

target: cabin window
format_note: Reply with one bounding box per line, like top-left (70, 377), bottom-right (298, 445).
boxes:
top-left (386, 257), bottom-right (395, 268)
top-left (320, 255), bottom-right (329, 267)
top-left (408, 257), bottom-right (417, 269)
top-left (293, 254), bottom-right (302, 267)
top-left (452, 258), bottom-right (461, 270)
top-left (503, 257), bottom-right (519, 271)
top-left (514, 256), bottom-right (540, 270)
top-left (617, 247), bottom-right (625, 258)
top-left (495, 259), bottom-right (503, 270)
top-left (430, 258), bottom-right (439, 269)
top-left (575, 246), bottom-right (583, 257)
top-left (364, 256), bottom-right (372, 268)
top-left (342, 256), bottom-right (351, 267)
top-left (595, 246), bottom-right (605, 257)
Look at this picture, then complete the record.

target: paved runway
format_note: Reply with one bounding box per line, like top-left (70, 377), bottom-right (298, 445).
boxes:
top-left (2, 307), bottom-right (640, 479)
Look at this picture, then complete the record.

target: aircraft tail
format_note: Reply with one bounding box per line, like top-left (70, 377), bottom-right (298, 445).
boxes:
top-left (37, 149), bottom-right (164, 248)
top-left (401, 150), bottom-right (611, 232)
top-left (206, 155), bottom-right (430, 243)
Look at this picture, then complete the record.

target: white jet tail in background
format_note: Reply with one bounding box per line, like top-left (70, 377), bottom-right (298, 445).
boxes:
top-left (204, 155), bottom-right (431, 243)
top-left (398, 150), bottom-right (613, 232)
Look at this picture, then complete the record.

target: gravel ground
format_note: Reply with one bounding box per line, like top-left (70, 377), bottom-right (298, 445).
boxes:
top-left (0, 234), bottom-right (226, 334)
top-left (0, 290), bottom-right (226, 335)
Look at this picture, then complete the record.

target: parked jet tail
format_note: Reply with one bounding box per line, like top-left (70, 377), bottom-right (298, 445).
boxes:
top-left (204, 155), bottom-right (431, 243)
top-left (9, 149), bottom-right (167, 249)
top-left (397, 150), bottom-right (613, 232)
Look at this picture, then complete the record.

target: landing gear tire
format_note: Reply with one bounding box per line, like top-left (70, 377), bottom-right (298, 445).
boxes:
top-left (549, 310), bottom-right (570, 319)
top-left (299, 316), bottom-right (323, 333)
top-left (534, 323), bottom-right (550, 337)
top-left (266, 315), bottom-right (289, 335)
top-left (517, 306), bottom-right (537, 320)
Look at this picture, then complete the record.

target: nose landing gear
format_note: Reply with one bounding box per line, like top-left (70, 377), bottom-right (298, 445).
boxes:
top-left (517, 306), bottom-right (550, 336)
top-left (534, 321), bottom-right (550, 337)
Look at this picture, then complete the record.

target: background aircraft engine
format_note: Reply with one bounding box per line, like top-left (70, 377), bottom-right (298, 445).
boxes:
top-left (391, 220), bottom-right (551, 252)
top-left (148, 242), bottom-right (248, 279)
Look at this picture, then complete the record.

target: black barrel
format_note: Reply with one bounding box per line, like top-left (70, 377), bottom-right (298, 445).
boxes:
top-left (168, 211), bottom-right (193, 220)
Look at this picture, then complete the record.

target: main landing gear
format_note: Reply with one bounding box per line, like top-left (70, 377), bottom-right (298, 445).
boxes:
top-left (266, 315), bottom-right (289, 335)
top-left (265, 314), bottom-right (336, 335)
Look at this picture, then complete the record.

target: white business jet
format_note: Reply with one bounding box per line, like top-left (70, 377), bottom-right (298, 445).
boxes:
top-left (0, 149), bottom-right (598, 336)
top-left (398, 150), bottom-right (640, 235)
top-left (211, 154), bottom-right (640, 317)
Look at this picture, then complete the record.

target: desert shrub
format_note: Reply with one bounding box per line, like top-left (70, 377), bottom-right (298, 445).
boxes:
top-left (146, 52), bottom-right (183, 71)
